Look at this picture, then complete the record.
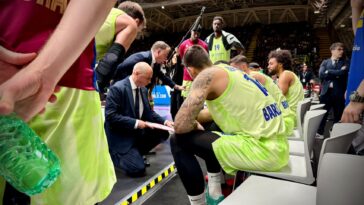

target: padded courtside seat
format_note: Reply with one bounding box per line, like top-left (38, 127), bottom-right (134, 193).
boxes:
top-left (221, 153), bottom-right (364, 205)
top-left (288, 110), bottom-right (326, 156)
top-left (247, 122), bottom-right (361, 185)
top-left (309, 104), bottom-right (325, 111)
top-left (288, 98), bottom-right (311, 141)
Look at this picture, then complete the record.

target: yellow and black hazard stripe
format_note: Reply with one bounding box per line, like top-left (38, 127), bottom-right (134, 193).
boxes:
top-left (119, 163), bottom-right (176, 205)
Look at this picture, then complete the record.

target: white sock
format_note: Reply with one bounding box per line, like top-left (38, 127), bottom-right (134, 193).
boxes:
top-left (188, 192), bottom-right (206, 205)
top-left (208, 172), bottom-right (223, 199)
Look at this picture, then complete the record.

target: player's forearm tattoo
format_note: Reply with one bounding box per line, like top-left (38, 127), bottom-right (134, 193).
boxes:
top-left (174, 70), bottom-right (213, 133)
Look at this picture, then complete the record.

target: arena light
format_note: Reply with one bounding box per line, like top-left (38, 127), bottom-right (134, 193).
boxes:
top-left (340, 24), bottom-right (346, 28)
top-left (161, 5), bottom-right (165, 9)
top-left (311, 0), bottom-right (327, 14)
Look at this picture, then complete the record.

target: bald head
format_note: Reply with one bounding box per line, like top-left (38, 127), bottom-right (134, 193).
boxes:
top-left (133, 62), bottom-right (152, 74)
top-left (132, 62), bottom-right (153, 87)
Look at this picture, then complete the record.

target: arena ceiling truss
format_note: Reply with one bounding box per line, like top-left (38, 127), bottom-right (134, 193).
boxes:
top-left (133, 0), bottom-right (352, 32)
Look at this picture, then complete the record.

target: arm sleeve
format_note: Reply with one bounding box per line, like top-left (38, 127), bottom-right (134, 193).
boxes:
top-left (226, 34), bottom-right (244, 50)
top-left (134, 120), bottom-right (139, 129)
top-left (327, 69), bottom-right (349, 77)
top-left (156, 66), bottom-right (176, 88)
top-left (142, 89), bottom-right (165, 124)
top-left (318, 60), bottom-right (333, 80)
top-left (327, 61), bottom-right (350, 77)
top-left (95, 43), bottom-right (125, 92)
top-left (113, 55), bottom-right (139, 82)
top-left (146, 109), bottom-right (165, 124)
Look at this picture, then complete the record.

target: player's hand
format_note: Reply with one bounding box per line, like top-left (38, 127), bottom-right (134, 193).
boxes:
top-left (137, 120), bottom-right (148, 129)
top-left (0, 46), bottom-right (36, 84)
top-left (0, 63), bottom-right (58, 121)
top-left (164, 120), bottom-right (174, 128)
top-left (174, 85), bottom-right (186, 91)
top-left (0, 47), bottom-right (62, 121)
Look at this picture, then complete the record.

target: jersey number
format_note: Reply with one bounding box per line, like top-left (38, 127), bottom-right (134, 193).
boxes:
top-left (243, 74), bottom-right (269, 96)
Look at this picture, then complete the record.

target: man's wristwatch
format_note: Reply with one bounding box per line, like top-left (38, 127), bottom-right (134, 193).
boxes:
top-left (349, 91), bottom-right (364, 103)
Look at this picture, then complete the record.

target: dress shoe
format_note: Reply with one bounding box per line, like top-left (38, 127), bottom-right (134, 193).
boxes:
top-left (143, 156), bottom-right (151, 167)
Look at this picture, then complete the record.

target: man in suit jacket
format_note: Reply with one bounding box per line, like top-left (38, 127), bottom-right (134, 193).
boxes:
top-left (299, 63), bottom-right (314, 88)
top-left (113, 41), bottom-right (184, 91)
top-left (317, 42), bottom-right (350, 138)
top-left (105, 62), bottom-right (174, 177)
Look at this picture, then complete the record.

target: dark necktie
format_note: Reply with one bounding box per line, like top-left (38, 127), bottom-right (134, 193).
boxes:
top-left (135, 88), bottom-right (140, 118)
top-left (334, 59), bottom-right (339, 69)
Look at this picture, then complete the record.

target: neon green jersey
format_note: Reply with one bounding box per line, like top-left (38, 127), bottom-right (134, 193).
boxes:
top-left (284, 71), bottom-right (304, 119)
top-left (250, 71), bottom-right (290, 118)
top-left (206, 65), bottom-right (286, 139)
top-left (95, 8), bottom-right (124, 61)
top-left (250, 71), bottom-right (295, 135)
top-left (209, 37), bottom-right (230, 64)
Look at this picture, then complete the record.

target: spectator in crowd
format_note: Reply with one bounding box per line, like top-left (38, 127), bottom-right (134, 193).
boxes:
top-left (268, 49), bottom-right (304, 127)
top-left (171, 45), bottom-right (288, 205)
top-left (299, 63), bottom-right (314, 88)
top-left (253, 22), bottom-right (317, 69)
top-left (310, 77), bottom-right (321, 101)
top-left (169, 51), bottom-right (184, 120)
top-left (205, 16), bottom-right (244, 64)
top-left (0, 0), bottom-right (116, 204)
top-left (105, 62), bottom-right (173, 177)
top-left (95, 1), bottom-right (146, 94)
top-left (179, 24), bottom-right (208, 98)
top-left (316, 42), bottom-right (350, 139)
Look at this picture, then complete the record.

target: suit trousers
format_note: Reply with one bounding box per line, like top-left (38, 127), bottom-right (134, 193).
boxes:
top-left (110, 128), bottom-right (169, 176)
top-left (318, 88), bottom-right (345, 135)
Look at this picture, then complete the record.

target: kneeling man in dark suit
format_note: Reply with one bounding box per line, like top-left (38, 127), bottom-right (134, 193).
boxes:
top-left (105, 62), bottom-right (173, 177)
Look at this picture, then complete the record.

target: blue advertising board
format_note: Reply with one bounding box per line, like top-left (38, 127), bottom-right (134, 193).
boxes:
top-left (152, 85), bottom-right (171, 106)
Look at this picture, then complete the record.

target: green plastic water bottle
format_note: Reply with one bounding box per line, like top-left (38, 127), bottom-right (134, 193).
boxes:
top-left (0, 114), bottom-right (61, 196)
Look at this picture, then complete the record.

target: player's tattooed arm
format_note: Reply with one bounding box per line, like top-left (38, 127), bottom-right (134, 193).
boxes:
top-left (174, 69), bottom-right (214, 134)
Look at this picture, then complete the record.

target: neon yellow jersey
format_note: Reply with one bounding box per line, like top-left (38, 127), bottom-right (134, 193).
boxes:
top-left (284, 71), bottom-right (304, 119)
top-left (250, 71), bottom-right (295, 135)
top-left (250, 72), bottom-right (290, 117)
top-left (209, 37), bottom-right (230, 64)
top-left (95, 8), bottom-right (124, 61)
top-left (206, 65), bottom-right (286, 139)
top-left (205, 65), bottom-right (288, 174)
